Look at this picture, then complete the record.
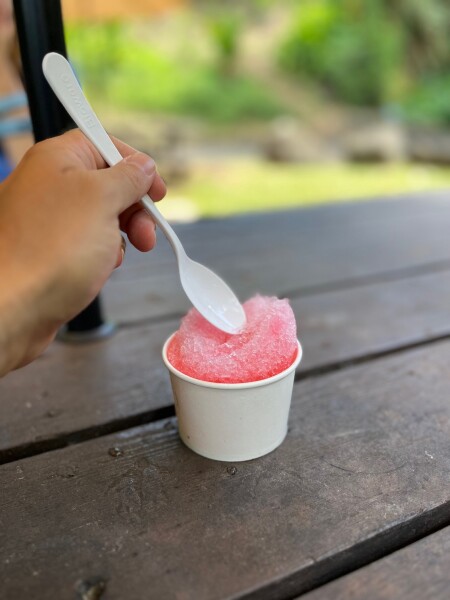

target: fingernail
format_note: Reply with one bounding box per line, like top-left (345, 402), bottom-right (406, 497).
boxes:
top-left (125, 153), bottom-right (156, 177)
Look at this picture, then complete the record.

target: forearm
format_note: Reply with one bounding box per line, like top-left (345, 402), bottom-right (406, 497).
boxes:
top-left (0, 269), bottom-right (33, 376)
top-left (0, 240), bottom-right (57, 377)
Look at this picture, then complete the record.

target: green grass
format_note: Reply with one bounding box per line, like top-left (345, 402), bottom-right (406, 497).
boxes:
top-left (167, 160), bottom-right (450, 217)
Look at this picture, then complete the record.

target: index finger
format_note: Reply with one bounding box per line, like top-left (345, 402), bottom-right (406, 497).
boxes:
top-left (53, 130), bottom-right (166, 201)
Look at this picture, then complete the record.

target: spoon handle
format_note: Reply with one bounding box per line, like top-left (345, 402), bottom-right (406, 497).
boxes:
top-left (42, 52), bottom-right (183, 257)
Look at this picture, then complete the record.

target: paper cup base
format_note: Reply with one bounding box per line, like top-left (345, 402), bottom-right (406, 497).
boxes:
top-left (163, 338), bottom-right (302, 463)
top-left (179, 427), bottom-right (288, 462)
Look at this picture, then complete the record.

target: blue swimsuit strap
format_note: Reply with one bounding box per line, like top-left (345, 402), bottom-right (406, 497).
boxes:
top-left (0, 92), bottom-right (28, 115)
top-left (0, 117), bottom-right (32, 137)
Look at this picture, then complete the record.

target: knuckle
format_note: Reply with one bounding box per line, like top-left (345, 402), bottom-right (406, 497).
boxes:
top-left (62, 128), bottom-right (84, 144)
top-left (23, 141), bottom-right (43, 160)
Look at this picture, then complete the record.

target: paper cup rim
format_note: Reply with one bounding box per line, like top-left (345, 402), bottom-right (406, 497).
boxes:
top-left (162, 334), bottom-right (302, 389)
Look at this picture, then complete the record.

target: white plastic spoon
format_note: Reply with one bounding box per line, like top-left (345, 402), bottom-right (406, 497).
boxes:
top-left (42, 52), bottom-right (246, 334)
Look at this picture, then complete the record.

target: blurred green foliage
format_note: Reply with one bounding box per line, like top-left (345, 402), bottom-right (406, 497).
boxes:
top-left (278, 0), bottom-right (450, 123)
top-left (66, 1), bottom-right (450, 127)
top-left (403, 75), bottom-right (450, 126)
top-left (68, 22), bottom-right (124, 89)
top-left (207, 12), bottom-right (242, 75)
top-left (278, 1), bottom-right (403, 105)
top-left (67, 22), bottom-right (282, 123)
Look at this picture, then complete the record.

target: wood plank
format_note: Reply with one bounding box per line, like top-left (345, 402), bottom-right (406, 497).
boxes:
top-left (105, 194), bottom-right (450, 324)
top-left (2, 341), bottom-right (450, 599)
top-left (118, 191), bottom-right (450, 271)
top-left (301, 526), bottom-right (450, 600)
top-left (2, 269), bottom-right (450, 461)
top-left (295, 268), bottom-right (450, 373)
top-left (0, 321), bottom-right (175, 462)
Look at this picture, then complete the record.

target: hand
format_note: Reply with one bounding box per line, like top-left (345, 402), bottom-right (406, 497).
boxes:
top-left (0, 129), bottom-right (166, 375)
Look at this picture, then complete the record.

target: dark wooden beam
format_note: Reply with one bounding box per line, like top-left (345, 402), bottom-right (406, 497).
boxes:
top-left (12, 0), bottom-right (112, 337)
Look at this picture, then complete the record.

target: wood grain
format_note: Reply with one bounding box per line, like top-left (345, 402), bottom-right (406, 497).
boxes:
top-left (2, 268), bottom-right (450, 461)
top-left (2, 340), bottom-right (450, 599)
top-left (105, 193), bottom-right (450, 323)
top-left (301, 526), bottom-right (450, 600)
top-left (0, 321), bottom-right (175, 462)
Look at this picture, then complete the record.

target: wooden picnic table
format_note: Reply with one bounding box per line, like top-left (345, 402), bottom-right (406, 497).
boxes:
top-left (1, 191), bottom-right (450, 599)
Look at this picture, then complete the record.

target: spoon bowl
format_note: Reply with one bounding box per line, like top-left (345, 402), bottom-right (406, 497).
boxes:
top-left (42, 52), bottom-right (246, 334)
top-left (179, 254), bottom-right (246, 333)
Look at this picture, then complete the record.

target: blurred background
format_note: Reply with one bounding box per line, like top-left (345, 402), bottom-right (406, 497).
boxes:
top-left (61, 0), bottom-right (450, 221)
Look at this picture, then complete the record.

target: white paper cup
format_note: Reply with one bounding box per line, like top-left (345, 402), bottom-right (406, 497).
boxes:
top-left (162, 336), bottom-right (302, 462)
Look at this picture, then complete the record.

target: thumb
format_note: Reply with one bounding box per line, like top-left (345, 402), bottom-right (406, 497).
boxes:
top-left (95, 152), bottom-right (157, 213)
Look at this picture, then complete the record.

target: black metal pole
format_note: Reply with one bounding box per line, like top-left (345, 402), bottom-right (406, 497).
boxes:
top-left (12, 0), bottom-right (70, 141)
top-left (13, 0), bottom-right (115, 341)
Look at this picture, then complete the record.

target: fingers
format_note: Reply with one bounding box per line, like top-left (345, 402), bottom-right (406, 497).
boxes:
top-left (94, 152), bottom-right (157, 213)
top-left (110, 136), bottom-right (166, 200)
top-left (149, 174), bottom-right (166, 201)
top-left (57, 131), bottom-right (167, 202)
top-left (59, 130), bottom-right (148, 170)
top-left (121, 208), bottom-right (157, 252)
top-left (115, 209), bottom-right (156, 268)
top-left (56, 130), bottom-right (165, 254)
top-left (101, 136), bottom-right (167, 201)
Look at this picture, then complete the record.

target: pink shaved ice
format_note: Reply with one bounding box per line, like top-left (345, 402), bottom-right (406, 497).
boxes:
top-left (167, 295), bottom-right (297, 383)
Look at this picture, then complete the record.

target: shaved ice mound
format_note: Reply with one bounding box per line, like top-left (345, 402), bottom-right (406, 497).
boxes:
top-left (167, 295), bottom-right (298, 383)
